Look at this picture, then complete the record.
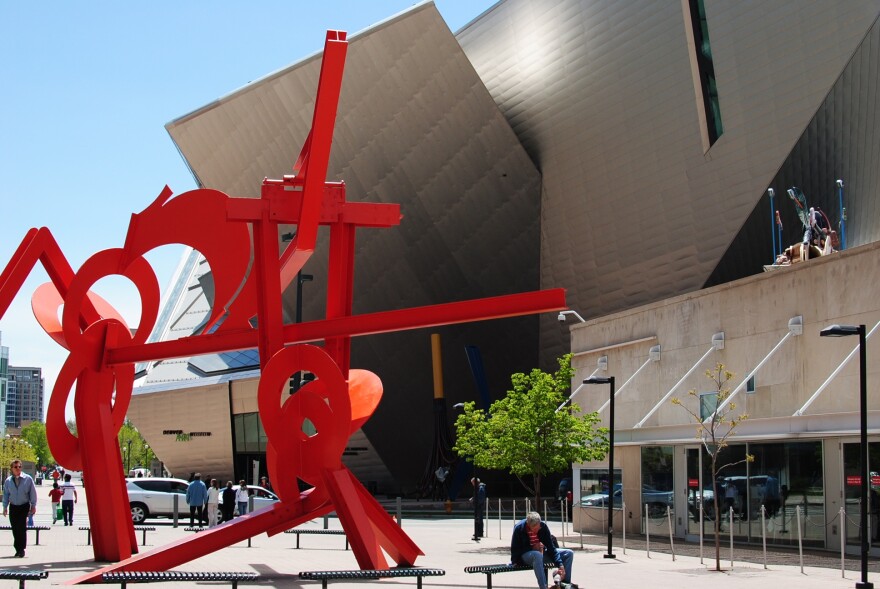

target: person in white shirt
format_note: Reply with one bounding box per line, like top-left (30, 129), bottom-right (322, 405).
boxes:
top-left (206, 479), bottom-right (221, 526)
top-left (60, 473), bottom-right (78, 526)
top-left (235, 480), bottom-right (250, 516)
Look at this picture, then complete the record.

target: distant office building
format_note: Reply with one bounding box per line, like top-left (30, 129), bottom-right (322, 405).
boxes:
top-left (6, 367), bottom-right (44, 428)
top-left (0, 335), bottom-right (8, 437)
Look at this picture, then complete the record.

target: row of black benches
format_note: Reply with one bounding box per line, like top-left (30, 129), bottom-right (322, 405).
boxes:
top-left (0, 563), bottom-right (553, 588)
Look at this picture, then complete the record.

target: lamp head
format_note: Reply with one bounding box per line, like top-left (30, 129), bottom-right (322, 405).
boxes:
top-left (584, 376), bottom-right (612, 385)
top-left (820, 324), bottom-right (861, 337)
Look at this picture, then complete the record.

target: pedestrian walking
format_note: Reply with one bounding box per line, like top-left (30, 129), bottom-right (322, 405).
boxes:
top-left (220, 481), bottom-right (235, 522)
top-left (60, 473), bottom-right (77, 526)
top-left (235, 480), bottom-right (250, 516)
top-left (48, 482), bottom-right (63, 524)
top-left (471, 477), bottom-right (486, 541)
top-left (2, 459), bottom-right (37, 557)
top-left (206, 479), bottom-right (220, 527)
top-left (186, 473), bottom-right (208, 527)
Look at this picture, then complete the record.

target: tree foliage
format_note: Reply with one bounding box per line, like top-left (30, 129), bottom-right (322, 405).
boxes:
top-left (672, 363), bottom-right (753, 572)
top-left (117, 420), bottom-right (155, 473)
top-left (0, 436), bottom-right (37, 471)
top-left (453, 354), bottom-right (608, 503)
top-left (20, 421), bottom-right (53, 468)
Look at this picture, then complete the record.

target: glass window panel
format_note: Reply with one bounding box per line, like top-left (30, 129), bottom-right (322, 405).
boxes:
top-left (579, 468), bottom-right (622, 508)
top-left (641, 446), bottom-right (674, 521)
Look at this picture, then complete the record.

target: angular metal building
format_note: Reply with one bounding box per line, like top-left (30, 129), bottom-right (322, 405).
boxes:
top-left (130, 0), bottom-right (880, 497)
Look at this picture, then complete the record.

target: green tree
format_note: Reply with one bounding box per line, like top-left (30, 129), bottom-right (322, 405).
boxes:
top-left (672, 363), bottom-right (752, 572)
top-left (117, 420), bottom-right (153, 474)
top-left (453, 354), bottom-right (608, 504)
top-left (0, 437), bottom-right (38, 472)
top-left (20, 421), bottom-right (53, 468)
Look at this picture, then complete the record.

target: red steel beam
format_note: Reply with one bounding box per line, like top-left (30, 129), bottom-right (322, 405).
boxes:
top-left (106, 288), bottom-right (566, 366)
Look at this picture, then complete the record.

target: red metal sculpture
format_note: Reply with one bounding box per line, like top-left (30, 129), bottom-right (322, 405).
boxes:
top-left (0, 31), bottom-right (565, 582)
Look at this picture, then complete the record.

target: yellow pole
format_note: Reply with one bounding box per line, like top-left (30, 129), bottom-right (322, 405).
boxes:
top-left (431, 333), bottom-right (444, 399)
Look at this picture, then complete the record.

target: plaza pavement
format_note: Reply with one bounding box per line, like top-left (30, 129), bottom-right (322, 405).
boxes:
top-left (0, 481), bottom-right (872, 588)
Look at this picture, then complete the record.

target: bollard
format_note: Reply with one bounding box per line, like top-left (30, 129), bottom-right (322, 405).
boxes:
top-left (761, 505), bottom-right (767, 569)
top-left (840, 506), bottom-right (846, 578)
top-left (396, 496), bottom-right (402, 527)
top-left (796, 505), bottom-right (803, 574)
top-left (544, 500), bottom-right (548, 524)
top-left (499, 498), bottom-right (502, 539)
top-left (668, 505), bottom-right (675, 561)
top-left (486, 496), bottom-right (489, 537)
top-left (698, 503), bottom-right (704, 564)
top-left (621, 501), bottom-right (626, 555)
top-left (729, 506), bottom-right (733, 569)
top-left (323, 514), bottom-right (329, 530)
top-left (173, 494), bottom-right (179, 528)
top-left (512, 499), bottom-right (516, 526)
top-left (645, 503), bottom-right (650, 558)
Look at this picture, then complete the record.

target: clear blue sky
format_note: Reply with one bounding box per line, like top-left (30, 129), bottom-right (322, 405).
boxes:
top-left (0, 1), bottom-right (498, 422)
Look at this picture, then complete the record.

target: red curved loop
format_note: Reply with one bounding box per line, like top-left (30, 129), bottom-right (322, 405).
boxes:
top-left (61, 248), bottom-right (159, 351)
top-left (46, 319), bottom-right (134, 470)
top-left (258, 345), bottom-right (351, 502)
top-left (32, 282), bottom-right (131, 350)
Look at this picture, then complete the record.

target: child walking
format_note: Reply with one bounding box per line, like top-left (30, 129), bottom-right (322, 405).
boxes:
top-left (48, 482), bottom-right (63, 524)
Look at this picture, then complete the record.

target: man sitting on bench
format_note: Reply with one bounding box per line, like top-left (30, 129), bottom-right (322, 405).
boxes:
top-left (511, 512), bottom-right (576, 589)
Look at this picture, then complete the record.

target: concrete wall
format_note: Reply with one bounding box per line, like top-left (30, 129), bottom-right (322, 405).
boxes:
top-left (570, 242), bottom-right (880, 433)
top-left (571, 243), bottom-right (880, 543)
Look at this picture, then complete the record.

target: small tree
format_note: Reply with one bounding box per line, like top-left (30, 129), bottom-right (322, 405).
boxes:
top-left (0, 436), bottom-right (38, 478)
top-left (672, 363), bottom-right (752, 571)
top-left (453, 354), bottom-right (608, 504)
top-left (20, 421), bottom-right (54, 469)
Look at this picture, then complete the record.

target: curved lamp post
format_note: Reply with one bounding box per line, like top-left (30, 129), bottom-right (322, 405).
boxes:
top-left (820, 324), bottom-right (871, 589)
top-left (585, 376), bottom-right (616, 559)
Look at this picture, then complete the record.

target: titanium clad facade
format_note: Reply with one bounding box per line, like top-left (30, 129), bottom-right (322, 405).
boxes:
top-left (456, 0), bottom-right (880, 364)
top-left (158, 3), bottom-right (543, 487)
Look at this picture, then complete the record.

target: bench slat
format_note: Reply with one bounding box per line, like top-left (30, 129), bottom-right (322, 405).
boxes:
top-left (464, 562), bottom-right (554, 589)
top-left (102, 571), bottom-right (257, 588)
top-left (300, 568), bottom-right (445, 581)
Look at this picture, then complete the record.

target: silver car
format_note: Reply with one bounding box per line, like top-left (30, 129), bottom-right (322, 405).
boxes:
top-left (125, 477), bottom-right (190, 524)
top-left (219, 485), bottom-right (280, 515)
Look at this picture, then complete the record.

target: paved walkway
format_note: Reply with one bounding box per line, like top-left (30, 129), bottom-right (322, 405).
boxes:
top-left (0, 482), bottom-right (875, 588)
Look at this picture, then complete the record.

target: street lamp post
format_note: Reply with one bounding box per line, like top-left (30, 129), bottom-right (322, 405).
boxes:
top-left (291, 272), bottom-right (314, 394)
top-left (585, 376), bottom-right (616, 559)
top-left (126, 439), bottom-right (133, 474)
top-left (820, 324), bottom-right (872, 589)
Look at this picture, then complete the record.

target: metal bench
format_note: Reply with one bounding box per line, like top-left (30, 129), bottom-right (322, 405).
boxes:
top-left (101, 571), bottom-right (258, 588)
top-left (80, 526), bottom-right (155, 546)
top-left (0, 526), bottom-right (50, 546)
top-left (300, 568), bottom-right (444, 589)
top-left (184, 527), bottom-right (253, 547)
top-left (284, 528), bottom-right (349, 550)
top-left (0, 569), bottom-right (48, 588)
top-left (464, 562), bottom-right (556, 589)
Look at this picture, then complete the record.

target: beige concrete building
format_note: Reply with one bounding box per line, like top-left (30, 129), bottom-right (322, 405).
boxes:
top-left (572, 242), bottom-right (880, 550)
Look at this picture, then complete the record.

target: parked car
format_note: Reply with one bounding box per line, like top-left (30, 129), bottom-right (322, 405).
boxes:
top-left (125, 477), bottom-right (190, 524)
top-left (218, 485), bottom-right (280, 515)
top-left (580, 484), bottom-right (673, 517)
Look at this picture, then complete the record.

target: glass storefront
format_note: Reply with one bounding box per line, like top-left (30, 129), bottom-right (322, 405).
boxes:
top-left (579, 468), bottom-right (622, 529)
top-left (685, 441), bottom-right (824, 547)
top-left (842, 442), bottom-right (880, 547)
top-left (641, 447), bottom-right (675, 533)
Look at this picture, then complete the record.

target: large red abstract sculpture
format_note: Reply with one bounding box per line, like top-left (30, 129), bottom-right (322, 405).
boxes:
top-left (0, 31), bottom-right (565, 582)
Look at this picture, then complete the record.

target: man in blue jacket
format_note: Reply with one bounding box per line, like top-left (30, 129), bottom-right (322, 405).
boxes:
top-left (186, 473), bottom-right (208, 527)
top-left (2, 459), bottom-right (37, 557)
top-left (511, 512), bottom-right (576, 589)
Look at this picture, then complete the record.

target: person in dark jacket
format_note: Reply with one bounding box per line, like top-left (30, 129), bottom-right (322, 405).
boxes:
top-left (471, 477), bottom-right (486, 541)
top-left (511, 512), bottom-right (576, 589)
top-left (220, 481), bottom-right (236, 522)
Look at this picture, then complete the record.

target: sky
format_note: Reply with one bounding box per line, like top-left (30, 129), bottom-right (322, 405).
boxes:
top-left (0, 1), bottom-right (499, 422)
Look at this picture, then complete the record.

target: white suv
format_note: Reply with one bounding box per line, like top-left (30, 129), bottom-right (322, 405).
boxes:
top-left (125, 477), bottom-right (190, 524)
